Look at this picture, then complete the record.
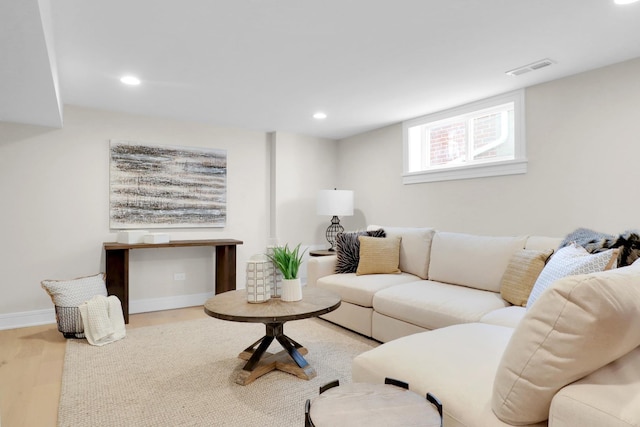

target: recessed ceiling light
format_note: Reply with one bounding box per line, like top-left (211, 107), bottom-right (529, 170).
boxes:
top-left (614, 0), bottom-right (639, 4)
top-left (120, 75), bottom-right (141, 85)
top-left (313, 112), bottom-right (327, 120)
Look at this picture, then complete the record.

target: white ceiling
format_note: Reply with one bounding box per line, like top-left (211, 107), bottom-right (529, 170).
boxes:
top-left (3, 0), bottom-right (640, 139)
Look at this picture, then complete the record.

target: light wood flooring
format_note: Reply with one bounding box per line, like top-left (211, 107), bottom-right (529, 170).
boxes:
top-left (0, 306), bottom-right (206, 427)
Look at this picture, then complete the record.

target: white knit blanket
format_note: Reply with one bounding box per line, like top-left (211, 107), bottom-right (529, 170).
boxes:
top-left (78, 295), bottom-right (126, 346)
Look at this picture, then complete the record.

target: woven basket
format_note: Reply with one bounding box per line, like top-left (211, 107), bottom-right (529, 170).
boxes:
top-left (54, 306), bottom-right (86, 339)
top-left (41, 272), bottom-right (107, 339)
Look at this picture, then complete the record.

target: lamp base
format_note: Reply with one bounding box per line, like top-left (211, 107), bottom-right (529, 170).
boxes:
top-left (325, 216), bottom-right (344, 251)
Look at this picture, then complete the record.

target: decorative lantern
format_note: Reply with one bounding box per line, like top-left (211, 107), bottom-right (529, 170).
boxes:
top-left (245, 255), bottom-right (272, 303)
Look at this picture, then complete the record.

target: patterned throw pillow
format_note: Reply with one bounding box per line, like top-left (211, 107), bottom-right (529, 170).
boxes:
top-left (500, 249), bottom-right (554, 306)
top-left (356, 236), bottom-right (402, 275)
top-left (526, 244), bottom-right (618, 308)
top-left (41, 273), bottom-right (108, 307)
top-left (335, 229), bottom-right (385, 274)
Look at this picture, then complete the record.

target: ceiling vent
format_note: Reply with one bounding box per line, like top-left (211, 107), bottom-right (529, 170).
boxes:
top-left (505, 59), bottom-right (555, 77)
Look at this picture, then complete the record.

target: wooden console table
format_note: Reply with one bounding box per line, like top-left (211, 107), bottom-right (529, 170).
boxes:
top-left (103, 239), bottom-right (243, 323)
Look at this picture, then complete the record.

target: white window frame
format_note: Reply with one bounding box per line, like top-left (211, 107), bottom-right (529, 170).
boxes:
top-left (402, 90), bottom-right (527, 184)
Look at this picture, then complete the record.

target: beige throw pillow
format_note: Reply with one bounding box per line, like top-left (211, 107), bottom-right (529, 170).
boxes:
top-left (500, 249), bottom-right (553, 306)
top-left (492, 261), bottom-right (640, 425)
top-left (356, 236), bottom-right (401, 275)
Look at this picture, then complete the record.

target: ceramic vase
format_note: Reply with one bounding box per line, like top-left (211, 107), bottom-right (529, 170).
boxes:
top-left (281, 278), bottom-right (303, 302)
top-left (266, 246), bottom-right (283, 298)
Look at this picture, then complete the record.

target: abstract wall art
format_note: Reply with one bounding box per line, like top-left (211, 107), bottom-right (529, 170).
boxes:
top-left (109, 140), bottom-right (227, 229)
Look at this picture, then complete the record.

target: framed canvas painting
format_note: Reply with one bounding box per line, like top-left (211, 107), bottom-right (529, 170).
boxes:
top-left (109, 140), bottom-right (227, 229)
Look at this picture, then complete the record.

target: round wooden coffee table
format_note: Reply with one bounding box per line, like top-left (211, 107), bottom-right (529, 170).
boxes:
top-left (204, 286), bottom-right (341, 385)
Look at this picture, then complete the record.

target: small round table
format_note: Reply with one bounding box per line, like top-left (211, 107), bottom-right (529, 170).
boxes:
top-left (204, 287), bottom-right (341, 385)
top-left (308, 382), bottom-right (442, 427)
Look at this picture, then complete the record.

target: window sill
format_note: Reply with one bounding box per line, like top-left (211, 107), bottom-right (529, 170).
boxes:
top-left (402, 159), bottom-right (528, 184)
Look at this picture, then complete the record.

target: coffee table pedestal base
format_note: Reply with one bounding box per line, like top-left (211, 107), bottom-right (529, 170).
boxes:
top-left (237, 347), bottom-right (317, 385)
top-left (235, 322), bottom-right (317, 385)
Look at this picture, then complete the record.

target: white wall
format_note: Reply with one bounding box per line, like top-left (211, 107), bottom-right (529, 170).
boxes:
top-left (0, 106), bottom-right (273, 323)
top-left (271, 132), bottom-right (339, 278)
top-left (272, 131), bottom-right (339, 246)
top-left (338, 57), bottom-right (640, 237)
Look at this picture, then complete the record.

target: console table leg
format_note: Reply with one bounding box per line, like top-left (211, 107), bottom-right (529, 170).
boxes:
top-left (215, 245), bottom-right (237, 293)
top-left (105, 248), bottom-right (129, 323)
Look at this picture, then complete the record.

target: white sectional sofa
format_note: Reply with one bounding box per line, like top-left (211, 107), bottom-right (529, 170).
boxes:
top-left (307, 226), bottom-right (640, 427)
top-left (308, 227), bottom-right (559, 341)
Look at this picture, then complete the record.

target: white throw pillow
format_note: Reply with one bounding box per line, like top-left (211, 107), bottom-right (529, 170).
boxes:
top-left (41, 273), bottom-right (108, 307)
top-left (526, 244), bottom-right (617, 308)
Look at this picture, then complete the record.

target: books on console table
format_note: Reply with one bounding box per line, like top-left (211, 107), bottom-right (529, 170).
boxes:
top-left (116, 230), bottom-right (170, 244)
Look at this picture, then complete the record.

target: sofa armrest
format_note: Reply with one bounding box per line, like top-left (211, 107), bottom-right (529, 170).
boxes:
top-left (307, 255), bottom-right (337, 286)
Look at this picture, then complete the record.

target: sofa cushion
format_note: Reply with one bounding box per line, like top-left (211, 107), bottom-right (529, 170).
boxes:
top-left (356, 236), bottom-right (401, 275)
top-left (373, 280), bottom-right (509, 330)
top-left (316, 272), bottom-right (419, 308)
top-left (479, 306), bottom-right (526, 328)
top-left (335, 229), bottom-right (386, 274)
top-left (428, 232), bottom-right (527, 292)
top-left (492, 261), bottom-right (640, 425)
top-left (368, 226), bottom-right (436, 279)
top-left (500, 249), bottom-right (553, 306)
top-left (526, 243), bottom-right (618, 308)
top-left (549, 346), bottom-right (640, 427)
top-left (353, 323), bottom-right (546, 427)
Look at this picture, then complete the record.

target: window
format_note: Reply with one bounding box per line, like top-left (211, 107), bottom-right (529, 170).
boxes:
top-left (403, 90), bottom-right (526, 184)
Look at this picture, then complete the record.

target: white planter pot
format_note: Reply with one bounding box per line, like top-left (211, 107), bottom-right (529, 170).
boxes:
top-left (281, 278), bottom-right (302, 302)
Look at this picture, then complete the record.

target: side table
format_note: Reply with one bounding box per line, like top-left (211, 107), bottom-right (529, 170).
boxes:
top-left (309, 249), bottom-right (336, 257)
top-left (305, 378), bottom-right (442, 427)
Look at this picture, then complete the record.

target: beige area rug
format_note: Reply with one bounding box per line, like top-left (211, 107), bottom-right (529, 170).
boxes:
top-left (58, 316), bottom-right (378, 427)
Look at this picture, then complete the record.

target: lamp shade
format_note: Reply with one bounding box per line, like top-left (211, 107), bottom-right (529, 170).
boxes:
top-left (317, 189), bottom-right (354, 216)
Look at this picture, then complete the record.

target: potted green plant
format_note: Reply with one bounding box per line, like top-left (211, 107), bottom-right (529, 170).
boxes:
top-left (267, 243), bottom-right (307, 301)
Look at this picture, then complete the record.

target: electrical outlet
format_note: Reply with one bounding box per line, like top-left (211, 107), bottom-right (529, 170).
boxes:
top-left (173, 272), bottom-right (186, 281)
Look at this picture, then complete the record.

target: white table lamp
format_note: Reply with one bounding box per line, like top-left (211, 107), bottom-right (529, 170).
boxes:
top-left (317, 189), bottom-right (354, 251)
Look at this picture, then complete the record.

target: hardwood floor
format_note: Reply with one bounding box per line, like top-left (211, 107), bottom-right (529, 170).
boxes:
top-left (0, 306), bottom-right (206, 427)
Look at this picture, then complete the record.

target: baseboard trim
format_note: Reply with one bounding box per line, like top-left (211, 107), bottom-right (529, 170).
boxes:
top-left (0, 308), bottom-right (56, 330)
top-left (129, 292), bottom-right (214, 315)
top-left (0, 292), bottom-right (215, 330)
